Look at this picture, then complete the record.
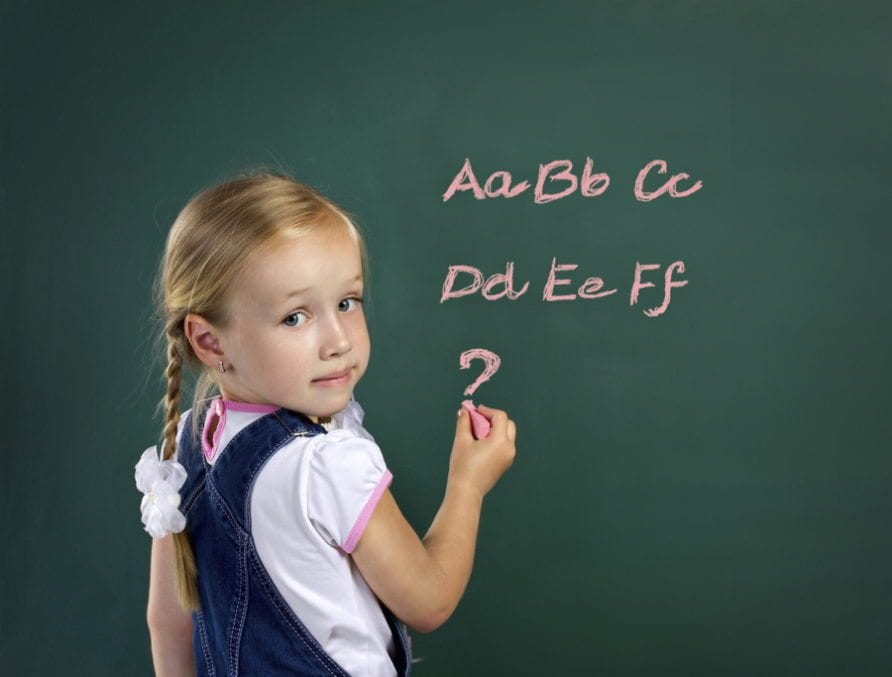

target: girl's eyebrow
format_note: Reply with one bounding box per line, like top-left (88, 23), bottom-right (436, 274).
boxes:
top-left (285, 286), bottom-right (312, 299)
top-left (283, 275), bottom-right (363, 299)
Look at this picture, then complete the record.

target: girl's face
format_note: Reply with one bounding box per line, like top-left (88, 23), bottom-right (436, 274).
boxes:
top-left (215, 225), bottom-right (370, 421)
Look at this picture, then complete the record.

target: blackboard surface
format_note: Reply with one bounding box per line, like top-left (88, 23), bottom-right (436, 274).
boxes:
top-left (3, 2), bottom-right (890, 675)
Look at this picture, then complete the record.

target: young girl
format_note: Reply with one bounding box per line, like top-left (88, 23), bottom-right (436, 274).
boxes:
top-left (136, 172), bottom-right (517, 676)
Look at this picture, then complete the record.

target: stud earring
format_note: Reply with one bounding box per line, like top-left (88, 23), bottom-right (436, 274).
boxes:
top-left (218, 360), bottom-right (226, 374)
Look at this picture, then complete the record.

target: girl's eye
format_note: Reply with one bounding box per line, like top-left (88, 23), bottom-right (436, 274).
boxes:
top-left (338, 297), bottom-right (362, 312)
top-left (283, 311), bottom-right (308, 328)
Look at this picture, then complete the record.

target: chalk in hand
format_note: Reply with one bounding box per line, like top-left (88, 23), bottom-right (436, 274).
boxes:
top-left (461, 400), bottom-right (491, 440)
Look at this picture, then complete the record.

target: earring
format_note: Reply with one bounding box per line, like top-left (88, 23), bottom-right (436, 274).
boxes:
top-left (218, 360), bottom-right (226, 374)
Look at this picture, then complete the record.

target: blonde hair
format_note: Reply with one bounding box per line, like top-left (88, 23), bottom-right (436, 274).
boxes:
top-left (155, 170), bottom-right (364, 609)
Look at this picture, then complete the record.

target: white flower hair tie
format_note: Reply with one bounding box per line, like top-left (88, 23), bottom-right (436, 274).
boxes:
top-left (135, 445), bottom-right (188, 538)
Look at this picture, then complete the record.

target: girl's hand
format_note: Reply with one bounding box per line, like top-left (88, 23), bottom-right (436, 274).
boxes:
top-left (447, 404), bottom-right (517, 500)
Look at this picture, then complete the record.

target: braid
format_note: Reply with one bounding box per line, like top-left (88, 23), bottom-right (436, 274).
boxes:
top-left (161, 331), bottom-right (183, 463)
top-left (163, 322), bottom-right (200, 611)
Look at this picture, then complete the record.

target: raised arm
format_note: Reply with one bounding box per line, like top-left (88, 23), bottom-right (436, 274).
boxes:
top-left (147, 535), bottom-right (196, 676)
top-left (351, 404), bottom-right (516, 632)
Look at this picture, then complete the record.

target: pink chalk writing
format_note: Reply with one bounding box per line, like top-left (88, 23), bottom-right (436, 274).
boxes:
top-left (442, 157), bottom-right (698, 203)
top-left (441, 259), bottom-right (687, 316)
top-left (543, 258), bottom-right (618, 301)
top-left (441, 262), bottom-right (529, 302)
top-left (484, 171), bottom-right (529, 199)
top-left (459, 348), bottom-right (502, 397)
top-left (630, 260), bottom-right (688, 317)
top-left (633, 160), bottom-right (703, 201)
top-left (439, 156), bottom-right (700, 323)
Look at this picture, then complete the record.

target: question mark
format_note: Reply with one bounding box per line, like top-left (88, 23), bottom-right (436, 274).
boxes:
top-left (459, 348), bottom-right (502, 440)
top-left (460, 347), bottom-right (501, 397)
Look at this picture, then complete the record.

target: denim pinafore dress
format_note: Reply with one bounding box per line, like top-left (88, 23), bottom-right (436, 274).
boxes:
top-left (178, 406), bottom-right (412, 676)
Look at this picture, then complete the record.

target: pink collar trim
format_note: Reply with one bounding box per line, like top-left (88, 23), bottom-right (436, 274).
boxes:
top-left (201, 398), bottom-right (280, 461)
top-left (221, 399), bottom-right (279, 414)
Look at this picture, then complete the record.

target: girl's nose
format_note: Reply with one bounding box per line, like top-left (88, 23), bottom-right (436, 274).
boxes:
top-left (320, 315), bottom-right (352, 358)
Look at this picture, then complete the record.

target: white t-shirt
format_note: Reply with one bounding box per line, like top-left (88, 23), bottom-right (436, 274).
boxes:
top-left (194, 397), bottom-right (398, 677)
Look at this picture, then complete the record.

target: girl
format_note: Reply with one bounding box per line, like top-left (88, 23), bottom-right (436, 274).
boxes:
top-left (136, 172), bottom-right (517, 676)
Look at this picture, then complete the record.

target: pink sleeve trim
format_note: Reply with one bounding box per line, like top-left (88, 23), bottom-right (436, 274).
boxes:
top-left (342, 470), bottom-right (393, 554)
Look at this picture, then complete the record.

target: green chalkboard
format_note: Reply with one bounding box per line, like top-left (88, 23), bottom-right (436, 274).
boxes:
top-left (3, 2), bottom-right (890, 675)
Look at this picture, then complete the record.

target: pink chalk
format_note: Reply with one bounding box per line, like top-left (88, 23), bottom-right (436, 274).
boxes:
top-left (461, 400), bottom-right (491, 439)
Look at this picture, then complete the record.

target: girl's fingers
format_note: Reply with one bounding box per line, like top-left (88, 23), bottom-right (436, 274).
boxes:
top-left (473, 404), bottom-right (514, 438)
top-left (455, 405), bottom-right (474, 441)
top-left (474, 403), bottom-right (505, 420)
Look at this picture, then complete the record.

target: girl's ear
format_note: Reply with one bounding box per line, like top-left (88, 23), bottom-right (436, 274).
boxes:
top-left (184, 313), bottom-right (225, 369)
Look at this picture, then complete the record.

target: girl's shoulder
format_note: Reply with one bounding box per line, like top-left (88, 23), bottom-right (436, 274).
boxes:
top-left (308, 398), bottom-right (373, 445)
top-left (308, 399), bottom-right (385, 476)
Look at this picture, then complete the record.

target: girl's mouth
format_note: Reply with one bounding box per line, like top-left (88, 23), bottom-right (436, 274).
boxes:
top-left (312, 369), bottom-right (351, 386)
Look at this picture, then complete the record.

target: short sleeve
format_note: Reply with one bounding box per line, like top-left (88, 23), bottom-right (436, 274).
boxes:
top-left (307, 429), bottom-right (393, 553)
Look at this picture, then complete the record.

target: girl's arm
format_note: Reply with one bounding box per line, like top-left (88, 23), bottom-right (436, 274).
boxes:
top-left (352, 404), bottom-right (516, 633)
top-left (147, 535), bottom-right (196, 676)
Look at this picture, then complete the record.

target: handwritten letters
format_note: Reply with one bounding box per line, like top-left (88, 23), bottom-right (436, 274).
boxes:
top-left (440, 158), bottom-right (700, 317)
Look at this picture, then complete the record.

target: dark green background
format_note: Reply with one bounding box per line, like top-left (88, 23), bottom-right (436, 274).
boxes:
top-left (3, 2), bottom-right (890, 675)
